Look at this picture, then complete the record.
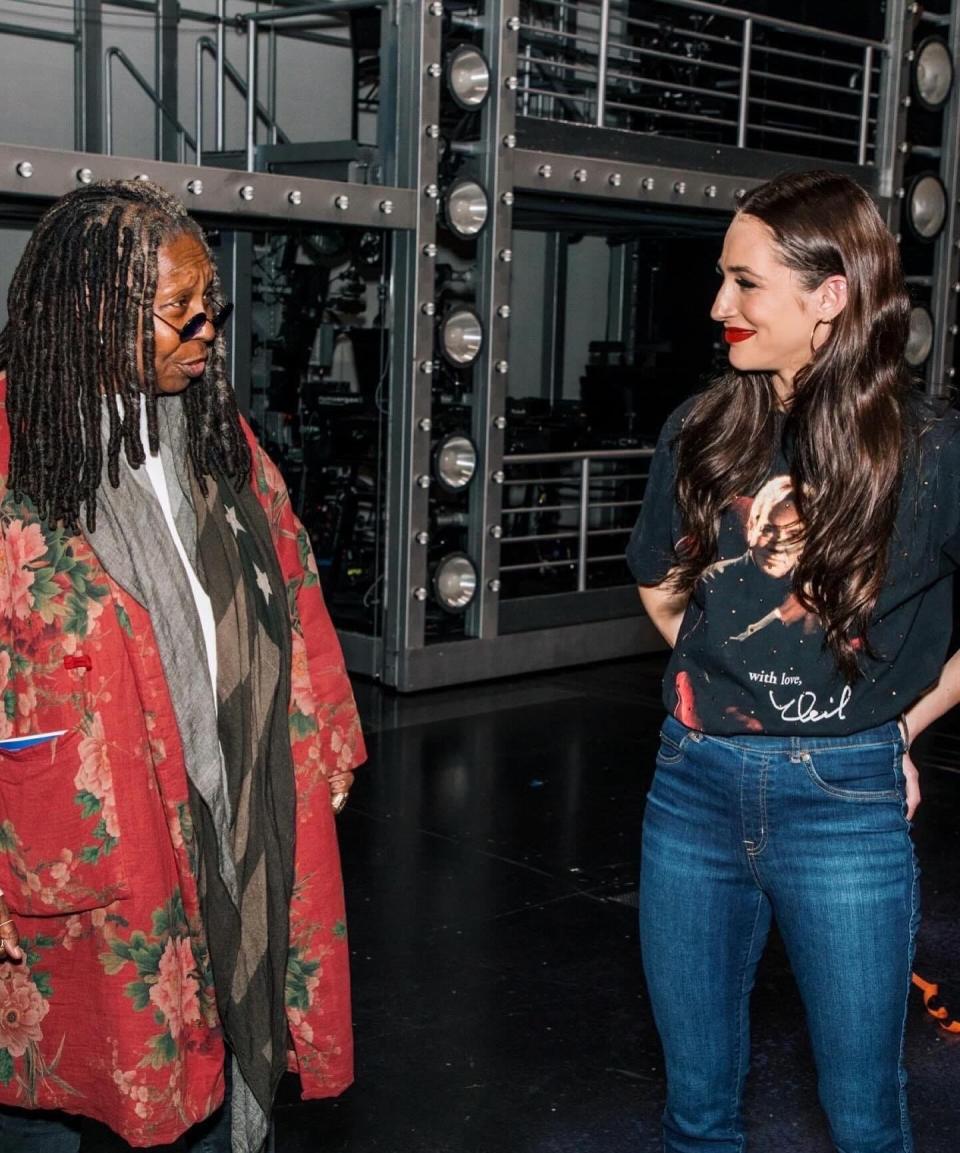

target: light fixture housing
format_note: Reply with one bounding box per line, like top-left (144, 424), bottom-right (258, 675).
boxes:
top-left (432, 552), bottom-right (478, 613)
top-left (913, 37), bottom-right (954, 111)
top-left (434, 434), bottom-right (478, 493)
top-left (905, 305), bottom-right (934, 367)
top-left (444, 179), bottom-right (489, 238)
top-left (440, 307), bottom-right (484, 366)
top-left (445, 45), bottom-right (491, 110)
top-left (905, 173), bottom-right (947, 241)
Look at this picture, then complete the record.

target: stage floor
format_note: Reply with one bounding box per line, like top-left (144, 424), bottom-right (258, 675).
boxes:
top-left (267, 654), bottom-right (960, 1152)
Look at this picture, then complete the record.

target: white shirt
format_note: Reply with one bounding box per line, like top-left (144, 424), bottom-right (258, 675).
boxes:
top-left (136, 403), bottom-right (219, 699)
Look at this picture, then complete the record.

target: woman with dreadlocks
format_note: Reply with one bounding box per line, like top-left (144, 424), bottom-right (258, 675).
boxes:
top-left (0, 180), bottom-right (364, 1152)
top-left (628, 170), bottom-right (960, 1151)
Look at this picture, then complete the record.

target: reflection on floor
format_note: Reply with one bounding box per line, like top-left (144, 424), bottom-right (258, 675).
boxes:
top-left (271, 655), bottom-right (960, 1153)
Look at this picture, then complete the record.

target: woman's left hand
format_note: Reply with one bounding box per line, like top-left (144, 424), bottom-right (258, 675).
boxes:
top-left (329, 770), bottom-right (354, 814)
top-left (902, 751), bottom-right (921, 821)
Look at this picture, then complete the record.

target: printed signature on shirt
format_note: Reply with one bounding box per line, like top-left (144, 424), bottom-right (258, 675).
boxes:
top-left (767, 685), bottom-right (852, 724)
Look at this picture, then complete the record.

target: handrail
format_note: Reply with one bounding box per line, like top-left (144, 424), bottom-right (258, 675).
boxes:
top-left (195, 36), bottom-right (290, 167)
top-left (503, 447), bottom-right (652, 592)
top-left (530, 0), bottom-right (884, 51)
top-left (504, 448), bottom-right (653, 465)
top-left (0, 21), bottom-right (78, 46)
top-left (521, 0), bottom-right (885, 161)
top-left (105, 46), bottom-right (196, 162)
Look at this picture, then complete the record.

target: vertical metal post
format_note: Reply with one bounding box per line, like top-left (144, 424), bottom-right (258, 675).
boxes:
top-left (596, 0), bottom-right (611, 127)
top-left (156, 0), bottom-right (179, 161)
top-left (577, 458), bottom-right (590, 592)
top-left (245, 16), bottom-right (258, 171)
top-left (466, 0), bottom-right (520, 641)
top-left (876, 1), bottom-right (912, 216)
top-left (217, 232), bottom-right (254, 415)
top-left (195, 38), bottom-right (205, 165)
top-left (215, 0), bottom-right (226, 150)
top-left (105, 48), bottom-right (115, 155)
top-left (857, 45), bottom-right (874, 166)
top-left (521, 43), bottom-right (531, 117)
top-left (606, 243), bottom-right (628, 343)
top-left (76, 0), bottom-right (103, 153)
top-left (379, 0), bottom-right (443, 686)
top-left (268, 26), bottom-right (279, 143)
top-left (541, 233), bottom-right (567, 404)
top-left (927, 2), bottom-right (960, 396)
top-left (737, 17), bottom-right (752, 148)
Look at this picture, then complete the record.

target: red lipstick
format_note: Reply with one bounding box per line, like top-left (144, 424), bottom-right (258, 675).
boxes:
top-left (724, 328), bottom-right (756, 344)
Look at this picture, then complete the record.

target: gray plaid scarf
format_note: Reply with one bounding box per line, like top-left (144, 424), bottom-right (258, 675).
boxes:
top-left (84, 397), bottom-right (295, 1153)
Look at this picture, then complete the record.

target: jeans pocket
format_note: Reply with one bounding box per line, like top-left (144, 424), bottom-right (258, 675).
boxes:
top-left (801, 745), bottom-right (900, 802)
top-left (656, 729), bottom-right (686, 766)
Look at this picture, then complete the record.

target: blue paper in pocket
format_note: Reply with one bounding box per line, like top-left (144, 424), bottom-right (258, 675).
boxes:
top-left (0, 730), bottom-right (68, 753)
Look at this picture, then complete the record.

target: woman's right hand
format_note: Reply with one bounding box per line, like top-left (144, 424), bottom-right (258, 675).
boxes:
top-left (0, 896), bottom-right (23, 962)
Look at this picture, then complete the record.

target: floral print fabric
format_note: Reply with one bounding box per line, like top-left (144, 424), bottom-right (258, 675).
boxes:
top-left (0, 379), bottom-right (364, 1144)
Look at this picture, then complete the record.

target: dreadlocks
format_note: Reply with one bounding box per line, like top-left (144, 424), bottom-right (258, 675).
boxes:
top-left (0, 179), bottom-right (251, 532)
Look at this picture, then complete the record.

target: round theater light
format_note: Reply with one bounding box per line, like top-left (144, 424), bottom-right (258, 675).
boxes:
top-left (433, 552), bottom-right (478, 612)
top-left (906, 174), bottom-right (947, 240)
top-left (440, 307), bottom-right (484, 365)
top-left (446, 45), bottom-right (491, 110)
top-left (914, 37), bottom-right (954, 111)
top-left (444, 179), bottom-right (489, 238)
top-left (905, 305), bottom-right (934, 367)
top-left (434, 434), bottom-right (478, 493)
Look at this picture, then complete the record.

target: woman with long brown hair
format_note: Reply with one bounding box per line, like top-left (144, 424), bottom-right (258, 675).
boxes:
top-left (627, 169), bottom-right (960, 1151)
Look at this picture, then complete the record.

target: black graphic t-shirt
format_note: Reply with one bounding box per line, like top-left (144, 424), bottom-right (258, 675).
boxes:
top-left (627, 398), bottom-right (960, 735)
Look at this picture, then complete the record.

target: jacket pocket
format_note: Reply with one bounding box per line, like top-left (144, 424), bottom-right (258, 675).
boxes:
top-left (0, 727), bottom-right (131, 915)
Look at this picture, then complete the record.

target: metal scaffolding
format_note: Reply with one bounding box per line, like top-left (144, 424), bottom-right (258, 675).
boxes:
top-left (0, 0), bottom-right (957, 690)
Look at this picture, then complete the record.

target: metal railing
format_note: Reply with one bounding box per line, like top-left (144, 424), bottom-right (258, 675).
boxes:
top-left (194, 36), bottom-right (289, 166)
top-left (518, 0), bottom-right (885, 164)
top-left (500, 447), bottom-right (654, 594)
top-left (105, 46), bottom-right (196, 162)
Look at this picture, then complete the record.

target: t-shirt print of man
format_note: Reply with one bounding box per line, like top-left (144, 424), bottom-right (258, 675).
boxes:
top-left (700, 475), bottom-right (814, 641)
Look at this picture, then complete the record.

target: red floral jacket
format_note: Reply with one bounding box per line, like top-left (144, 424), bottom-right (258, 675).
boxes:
top-left (0, 376), bottom-right (365, 1144)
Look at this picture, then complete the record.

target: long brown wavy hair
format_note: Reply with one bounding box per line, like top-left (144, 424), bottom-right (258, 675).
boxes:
top-left (671, 169), bottom-right (915, 681)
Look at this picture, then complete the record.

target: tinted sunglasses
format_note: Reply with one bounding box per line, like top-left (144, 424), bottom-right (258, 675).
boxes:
top-left (154, 301), bottom-right (234, 343)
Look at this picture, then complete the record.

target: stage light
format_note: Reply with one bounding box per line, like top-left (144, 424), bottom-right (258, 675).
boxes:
top-left (444, 179), bottom-right (489, 238)
top-left (434, 434), bottom-right (478, 493)
top-left (446, 46), bottom-right (491, 110)
top-left (914, 37), bottom-right (953, 111)
top-left (433, 553), bottom-right (478, 612)
top-left (906, 174), bottom-right (947, 241)
top-left (440, 308), bottom-right (484, 366)
top-left (905, 305), bottom-right (933, 367)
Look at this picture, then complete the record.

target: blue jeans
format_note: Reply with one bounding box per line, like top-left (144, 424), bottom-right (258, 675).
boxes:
top-left (0, 1072), bottom-right (233, 1153)
top-left (640, 716), bottom-right (919, 1153)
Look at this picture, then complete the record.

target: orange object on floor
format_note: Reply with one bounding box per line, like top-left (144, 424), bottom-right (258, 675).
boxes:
top-left (912, 972), bottom-right (960, 1033)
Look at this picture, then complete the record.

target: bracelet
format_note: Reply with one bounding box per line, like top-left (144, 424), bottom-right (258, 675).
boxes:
top-left (897, 713), bottom-right (911, 754)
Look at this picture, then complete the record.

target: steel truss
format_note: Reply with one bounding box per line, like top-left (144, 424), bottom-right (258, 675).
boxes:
top-left (0, 2), bottom-right (958, 690)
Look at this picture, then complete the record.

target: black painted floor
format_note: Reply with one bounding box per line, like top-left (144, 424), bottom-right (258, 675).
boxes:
top-left (267, 654), bottom-right (960, 1153)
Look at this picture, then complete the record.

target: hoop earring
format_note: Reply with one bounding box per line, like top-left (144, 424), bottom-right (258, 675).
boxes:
top-left (810, 317), bottom-right (832, 354)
